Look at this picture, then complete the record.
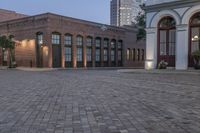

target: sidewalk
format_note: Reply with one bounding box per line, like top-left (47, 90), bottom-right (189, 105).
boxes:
top-left (16, 67), bottom-right (57, 72)
top-left (0, 66), bottom-right (8, 70)
top-left (118, 69), bottom-right (200, 75)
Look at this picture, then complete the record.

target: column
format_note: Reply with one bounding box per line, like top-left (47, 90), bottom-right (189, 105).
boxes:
top-left (45, 32), bottom-right (52, 68)
top-left (145, 27), bottom-right (157, 70)
top-left (176, 24), bottom-right (189, 70)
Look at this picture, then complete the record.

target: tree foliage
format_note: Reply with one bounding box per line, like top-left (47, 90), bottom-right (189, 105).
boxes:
top-left (0, 35), bottom-right (15, 67)
top-left (135, 12), bottom-right (146, 40)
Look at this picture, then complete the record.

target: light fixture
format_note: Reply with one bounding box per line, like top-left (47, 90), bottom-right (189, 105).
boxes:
top-left (146, 60), bottom-right (154, 70)
top-left (192, 35), bottom-right (199, 41)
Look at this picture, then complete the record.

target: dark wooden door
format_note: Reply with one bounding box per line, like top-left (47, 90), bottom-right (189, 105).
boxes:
top-left (52, 45), bottom-right (61, 68)
top-left (158, 29), bottom-right (176, 67)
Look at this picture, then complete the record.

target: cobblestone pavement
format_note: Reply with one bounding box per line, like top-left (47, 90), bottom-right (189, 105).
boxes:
top-left (0, 69), bottom-right (200, 133)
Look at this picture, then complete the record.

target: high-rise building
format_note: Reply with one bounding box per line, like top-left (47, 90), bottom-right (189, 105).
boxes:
top-left (110, 0), bottom-right (144, 26)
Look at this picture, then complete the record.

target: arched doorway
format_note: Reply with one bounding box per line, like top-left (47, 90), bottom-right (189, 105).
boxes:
top-left (158, 16), bottom-right (176, 67)
top-left (189, 12), bottom-right (200, 67)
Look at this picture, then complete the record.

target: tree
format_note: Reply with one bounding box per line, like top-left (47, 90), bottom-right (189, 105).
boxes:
top-left (0, 35), bottom-right (15, 68)
top-left (135, 12), bottom-right (146, 40)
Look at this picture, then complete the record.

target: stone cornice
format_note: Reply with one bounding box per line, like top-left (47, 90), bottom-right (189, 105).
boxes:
top-left (143, 0), bottom-right (200, 13)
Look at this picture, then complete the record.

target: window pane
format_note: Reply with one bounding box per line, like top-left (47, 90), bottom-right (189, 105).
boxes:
top-left (87, 48), bottom-right (92, 62)
top-left (104, 40), bottom-right (109, 48)
top-left (96, 39), bottom-right (101, 47)
top-left (65, 35), bottom-right (72, 45)
top-left (77, 36), bottom-right (83, 46)
top-left (95, 49), bottom-right (100, 61)
top-left (118, 42), bottom-right (122, 49)
top-left (169, 30), bottom-right (176, 55)
top-left (111, 50), bottom-right (115, 61)
top-left (37, 34), bottom-right (43, 44)
top-left (118, 50), bottom-right (122, 61)
top-left (111, 41), bottom-right (115, 48)
top-left (77, 48), bottom-right (83, 61)
top-left (191, 13), bottom-right (200, 25)
top-left (87, 38), bottom-right (92, 47)
top-left (104, 49), bottom-right (108, 61)
top-left (160, 30), bottom-right (167, 55)
top-left (65, 47), bottom-right (72, 61)
top-left (159, 17), bottom-right (176, 28)
top-left (191, 27), bottom-right (200, 53)
top-left (52, 34), bottom-right (60, 44)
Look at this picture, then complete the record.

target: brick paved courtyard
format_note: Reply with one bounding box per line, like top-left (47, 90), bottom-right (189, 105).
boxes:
top-left (0, 69), bottom-right (200, 133)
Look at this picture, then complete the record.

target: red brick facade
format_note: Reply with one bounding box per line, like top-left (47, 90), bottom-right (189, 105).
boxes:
top-left (0, 11), bottom-right (145, 68)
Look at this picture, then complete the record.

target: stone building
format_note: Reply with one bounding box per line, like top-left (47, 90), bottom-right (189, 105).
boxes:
top-left (0, 9), bottom-right (145, 68)
top-left (144, 0), bottom-right (200, 70)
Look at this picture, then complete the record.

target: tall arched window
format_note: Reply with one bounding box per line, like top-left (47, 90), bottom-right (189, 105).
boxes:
top-left (158, 16), bottom-right (176, 67)
top-left (64, 34), bottom-right (72, 67)
top-left (86, 37), bottom-right (93, 67)
top-left (103, 38), bottom-right (109, 67)
top-left (95, 37), bottom-right (101, 67)
top-left (111, 39), bottom-right (116, 66)
top-left (76, 35), bottom-right (83, 67)
top-left (118, 40), bottom-right (123, 66)
top-left (190, 12), bottom-right (200, 66)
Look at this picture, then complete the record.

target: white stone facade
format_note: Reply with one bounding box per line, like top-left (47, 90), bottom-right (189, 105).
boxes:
top-left (146, 0), bottom-right (178, 6)
top-left (144, 0), bottom-right (200, 70)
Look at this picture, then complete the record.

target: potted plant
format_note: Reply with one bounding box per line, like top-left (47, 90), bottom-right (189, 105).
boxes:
top-left (158, 60), bottom-right (168, 69)
top-left (192, 50), bottom-right (200, 69)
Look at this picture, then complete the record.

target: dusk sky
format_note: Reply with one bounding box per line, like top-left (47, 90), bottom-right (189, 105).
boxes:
top-left (0, 0), bottom-right (110, 24)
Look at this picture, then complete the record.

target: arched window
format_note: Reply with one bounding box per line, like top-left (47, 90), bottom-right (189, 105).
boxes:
top-left (111, 39), bottom-right (116, 66)
top-left (64, 34), bottom-right (72, 67)
top-left (190, 13), bottom-right (200, 53)
top-left (158, 16), bottom-right (176, 67)
top-left (36, 32), bottom-right (43, 45)
top-left (118, 40), bottom-right (123, 66)
top-left (95, 37), bottom-right (101, 67)
top-left (52, 33), bottom-right (60, 45)
top-left (76, 35), bottom-right (83, 67)
top-left (86, 37), bottom-right (93, 67)
top-left (189, 12), bottom-right (200, 66)
top-left (103, 38), bottom-right (109, 66)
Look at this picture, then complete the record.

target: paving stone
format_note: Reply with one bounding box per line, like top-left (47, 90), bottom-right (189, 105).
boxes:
top-left (0, 70), bottom-right (199, 133)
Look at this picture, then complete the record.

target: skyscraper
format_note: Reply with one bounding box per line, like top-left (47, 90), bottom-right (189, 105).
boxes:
top-left (110, 0), bottom-right (144, 26)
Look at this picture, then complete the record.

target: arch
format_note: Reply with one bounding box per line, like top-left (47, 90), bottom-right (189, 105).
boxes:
top-left (65, 33), bottom-right (72, 36)
top-left (52, 31), bottom-right (61, 35)
top-left (182, 5), bottom-right (200, 25)
top-left (150, 10), bottom-right (181, 27)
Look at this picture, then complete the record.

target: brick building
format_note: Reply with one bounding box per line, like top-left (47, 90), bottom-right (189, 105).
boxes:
top-left (0, 9), bottom-right (145, 68)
